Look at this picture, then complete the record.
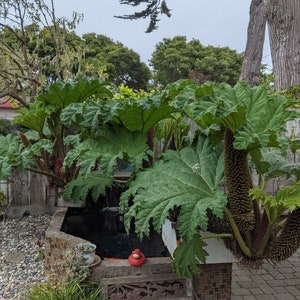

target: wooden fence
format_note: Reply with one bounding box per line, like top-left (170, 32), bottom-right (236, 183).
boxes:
top-left (0, 170), bottom-right (56, 218)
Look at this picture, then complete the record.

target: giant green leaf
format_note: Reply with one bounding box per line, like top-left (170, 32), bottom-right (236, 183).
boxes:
top-left (250, 184), bottom-right (300, 225)
top-left (166, 81), bottom-right (299, 155)
top-left (113, 93), bottom-right (177, 133)
top-left (93, 125), bottom-right (149, 172)
top-left (0, 135), bottom-right (28, 179)
top-left (63, 125), bottom-right (149, 180)
top-left (13, 102), bottom-right (48, 133)
top-left (22, 139), bottom-right (53, 157)
top-left (254, 148), bottom-right (300, 180)
top-left (172, 235), bottom-right (208, 277)
top-left (60, 103), bottom-right (85, 127)
top-left (63, 172), bottom-right (114, 202)
top-left (38, 77), bottom-right (113, 109)
top-left (120, 134), bottom-right (227, 241)
top-left (234, 94), bottom-right (299, 151)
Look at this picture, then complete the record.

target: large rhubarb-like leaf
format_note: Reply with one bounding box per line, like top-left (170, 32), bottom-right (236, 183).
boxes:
top-left (0, 135), bottom-right (27, 179)
top-left (254, 148), bottom-right (300, 180)
top-left (172, 235), bottom-right (208, 277)
top-left (63, 172), bottom-right (114, 202)
top-left (234, 93), bottom-right (298, 152)
top-left (167, 81), bottom-right (299, 153)
top-left (64, 126), bottom-right (148, 176)
top-left (38, 77), bottom-right (112, 109)
top-left (13, 102), bottom-right (48, 134)
top-left (250, 184), bottom-right (300, 224)
top-left (22, 139), bottom-right (53, 157)
top-left (120, 134), bottom-right (227, 241)
top-left (62, 126), bottom-right (149, 201)
top-left (113, 93), bottom-right (178, 133)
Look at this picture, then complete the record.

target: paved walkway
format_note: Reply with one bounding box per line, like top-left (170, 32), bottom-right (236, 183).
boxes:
top-left (231, 249), bottom-right (300, 299)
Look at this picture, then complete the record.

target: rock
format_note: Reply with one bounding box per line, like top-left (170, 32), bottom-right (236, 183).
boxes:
top-left (0, 214), bottom-right (52, 299)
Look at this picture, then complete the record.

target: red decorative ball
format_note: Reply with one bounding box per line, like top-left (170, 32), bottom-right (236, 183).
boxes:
top-left (128, 249), bottom-right (146, 266)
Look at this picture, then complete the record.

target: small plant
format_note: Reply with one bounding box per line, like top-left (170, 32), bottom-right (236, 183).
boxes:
top-left (57, 249), bottom-right (91, 283)
top-left (26, 280), bottom-right (104, 300)
top-left (75, 243), bottom-right (96, 252)
top-left (26, 248), bottom-right (106, 300)
top-left (35, 240), bottom-right (45, 260)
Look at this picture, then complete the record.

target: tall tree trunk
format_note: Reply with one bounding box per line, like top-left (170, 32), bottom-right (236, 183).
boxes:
top-left (264, 0), bottom-right (300, 90)
top-left (240, 0), bottom-right (267, 87)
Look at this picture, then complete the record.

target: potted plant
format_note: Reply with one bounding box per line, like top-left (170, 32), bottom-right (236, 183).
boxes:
top-left (119, 80), bottom-right (300, 276)
top-left (75, 242), bottom-right (97, 265)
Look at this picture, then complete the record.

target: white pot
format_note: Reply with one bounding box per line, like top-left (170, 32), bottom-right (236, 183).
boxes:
top-left (161, 219), bottom-right (236, 264)
top-left (161, 219), bottom-right (180, 258)
top-left (75, 242), bottom-right (96, 265)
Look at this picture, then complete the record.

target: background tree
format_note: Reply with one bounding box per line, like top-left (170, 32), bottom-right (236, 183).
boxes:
top-left (82, 33), bottom-right (151, 89)
top-left (0, 0), bottom-right (83, 105)
top-left (116, 0), bottom-right (171, 33)
top-left (239, 0), bottom-right (266, 87)
top-left (118, 0), bottom-right (300, 92)
top-left (150, 36), bottom-right (243, 87)
top-left (264, 0), bottom-right (300, 91)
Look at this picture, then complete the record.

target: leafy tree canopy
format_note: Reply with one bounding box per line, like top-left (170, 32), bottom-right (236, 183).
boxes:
top-left (0, 0), bottom-right (83, 104)
top-left (82, 33), bottom-right (151, 90)
top-left (150, 36), bottom-right (243, 87)
top-left (116, 0), bottom-right (171, 33)
top-left (0, 0), bottom-right (152, 105)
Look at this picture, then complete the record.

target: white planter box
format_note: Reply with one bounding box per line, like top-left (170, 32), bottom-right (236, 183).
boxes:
top-left (162, 219), bottom-right (236, 264)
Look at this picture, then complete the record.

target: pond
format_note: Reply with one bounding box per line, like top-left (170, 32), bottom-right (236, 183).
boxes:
top-left (61, 206), bottom-right (168, 260)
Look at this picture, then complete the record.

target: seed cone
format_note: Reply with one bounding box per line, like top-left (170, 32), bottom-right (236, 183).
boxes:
top-left (270, 208), bottom-right (300, 261)
top-left (224, 129), bottom-right (255, 233)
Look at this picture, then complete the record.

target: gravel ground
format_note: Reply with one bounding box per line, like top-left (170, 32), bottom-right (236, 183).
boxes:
top-left (0, 214), bottom-right (52, 300)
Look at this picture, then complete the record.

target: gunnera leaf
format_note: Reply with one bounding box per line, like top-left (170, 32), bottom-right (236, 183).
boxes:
top-left (120, 134), bottom-right (227, 241)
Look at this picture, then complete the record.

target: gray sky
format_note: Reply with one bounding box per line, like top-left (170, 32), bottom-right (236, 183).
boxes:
top-left (54, 0), bottom-right (272, 68)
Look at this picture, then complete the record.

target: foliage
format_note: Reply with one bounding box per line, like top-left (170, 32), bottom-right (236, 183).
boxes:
top-left (0, 77), bottom-right (178, 202)
top-left (61, 90), bottom-right (177, 201)
top-left (166, 80), bottom-right (297, 152)
top-left (62, 126), bottom-right (149, 202)
top-left (172, 235), bottom-right (208, 277)
top-left (154, 114), bottom-right (191, 152)
top-left (26, 249), bottom-right (105, 300)
top-left (57, 249), bottom-right (92, 283)
top-left (278, 83), bottom-right (300, 106)
top-left (26, 281), bottom-right (104, 300)
top-left (6, 78), bottom-right (113, 188)
top-left (0, 134), bottom-right (27, 180)
top-left (113, 84), bottom-right (151, 100)
top-left (82, 33), bottom-right (151, 89)
top-left (0, 1), bottom-right (151, 104)
top-left (120, 79), bottom-right (300, 276)
top-left (0, 119), bottom-right (13, 136)
top-left (0, 0), bottom-right (83, 104)
top-left (250, 185), bottom-right (300, 225)
top-left (120, 134), bottom-right (227, 270)
top-left (3, 75), bottom-right (300, 276)
top-left (150, 36), bottom-right (243, 87)
top-left (116, 0), bottom-right (171, 33)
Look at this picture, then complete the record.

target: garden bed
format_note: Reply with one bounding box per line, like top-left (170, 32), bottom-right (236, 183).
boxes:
top-left (45, 207), bottom-right (234, 299)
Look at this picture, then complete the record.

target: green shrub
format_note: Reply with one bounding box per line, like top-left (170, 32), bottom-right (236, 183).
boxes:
top-left (26, 248), bottom-right (106, 300)
top-left (26, 280), bottom-right (105, 300)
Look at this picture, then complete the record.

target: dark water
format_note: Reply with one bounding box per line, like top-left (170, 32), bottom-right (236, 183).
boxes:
top-left (61, 206), bottom-right (169, 259)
